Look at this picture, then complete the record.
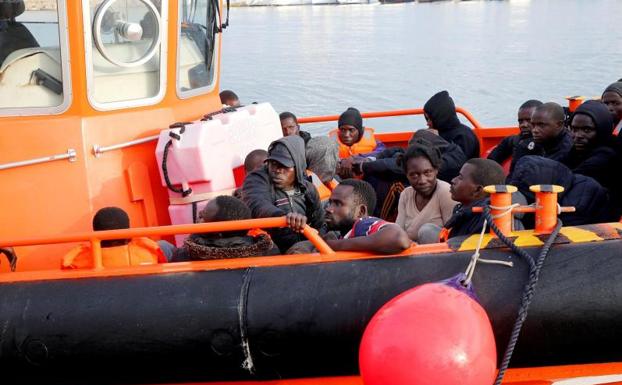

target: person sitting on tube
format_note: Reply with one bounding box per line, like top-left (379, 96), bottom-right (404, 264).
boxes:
top-left (167, 196), bottom-right (278, 262)
top-left (62, 207), bottom-right (166, 269)
top-left (242, 135), bottom-right (325, 253)
top-left (309, 179), bottom-right (411, 255)
top-left (418, 159), bottom-right (522, 244)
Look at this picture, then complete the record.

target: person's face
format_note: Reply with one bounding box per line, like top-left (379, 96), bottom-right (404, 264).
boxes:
top-left (570, 114), bottom-right (597, 152)
top-left (281, 118), bottom-right (300, 137)
top-left (405, 156), bottom-right (438, 196)
top-left (530, 110), bottom-right (563, 143)
top-left (267, 160), bottom-right (296, 190)
top-left (517, 107), bottom-right (536, 136)
top-left (450, 163), bottom-right (481, 204)
top-left (602, 91), bottom-right (622, 122)
top-left (338, 125), bottom-right (360, 146)
top-left (424, 113), bottom-right (434, 129)
top-left (325, 185), bottom-right (363, 233)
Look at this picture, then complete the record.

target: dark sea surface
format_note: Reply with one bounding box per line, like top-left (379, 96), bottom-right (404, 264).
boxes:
top-left (221, 0), bottom-right (622, 134)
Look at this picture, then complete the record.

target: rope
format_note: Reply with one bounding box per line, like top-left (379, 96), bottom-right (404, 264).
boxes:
top-left (161, 124), bottom-right (193, 197)
top-left (0, 247), bottom-right (17, 272)
top-left (485, 206), bottom-right (562, 385)
top-left (202, 106), bottom-right (238, 121)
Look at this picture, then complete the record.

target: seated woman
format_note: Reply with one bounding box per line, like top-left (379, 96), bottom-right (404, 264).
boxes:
top-left (171, 196), bottom-right (278, 262)
top-left (395, 141), bottom-right (457, 242)
top-left (62, 207), bottom-right (165, 269)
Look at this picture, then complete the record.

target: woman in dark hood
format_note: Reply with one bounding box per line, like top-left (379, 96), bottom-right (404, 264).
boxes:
top-left (563, 100), bottom-right (618, 197)
top-left (423, 91), bottom-right (480, 159)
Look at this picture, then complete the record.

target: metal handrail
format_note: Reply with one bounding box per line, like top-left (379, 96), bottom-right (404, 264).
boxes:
top-left (0, 149), bottom-right (77, 171)
top-left (1, 217), bottom-right (335, 266)
top-left (93, 134), bottom-right (160, 157)
top-left (297, 106), bottom-right (484, 131)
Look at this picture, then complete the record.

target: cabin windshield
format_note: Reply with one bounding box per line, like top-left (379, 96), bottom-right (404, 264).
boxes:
top-left (84, 0), bottom-right (168, 109)
top-left (0, 0), bottom-right (69, 114)
top-left (177, 0), bottom-right (219, 97)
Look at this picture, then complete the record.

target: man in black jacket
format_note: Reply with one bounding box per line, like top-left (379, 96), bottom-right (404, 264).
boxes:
top-left (423, 90), bottom-right (480, 159)
top-left (242, 135), bottom-right (324, 252)
top-left (488, 99), bottom-right (543, 168)
top-left (511, 102), bottom-right (573, 174)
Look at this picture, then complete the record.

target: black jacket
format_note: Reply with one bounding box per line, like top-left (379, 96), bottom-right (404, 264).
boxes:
top-left (487, 131), bottom-right (532, 166)
top-left (445, 195), bottom-right (524, 239)
top-left (511, 129), bottom-right (573, 175)
top-left (424, 91), bottom-right (480, 159)
top-left (242, 136), bottom-right (325, 252)
top-left (508, 156), bottom-right (614, 226)
top-left (562, 100), bottom-right (619, 200)
top-left (361, 132), bottom-right (466, 183)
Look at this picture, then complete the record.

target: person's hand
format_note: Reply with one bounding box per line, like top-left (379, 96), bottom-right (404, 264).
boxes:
top-left (337, 157), bottom-right (355, 179)
top-left (286, 212), bottom-right (308, 233)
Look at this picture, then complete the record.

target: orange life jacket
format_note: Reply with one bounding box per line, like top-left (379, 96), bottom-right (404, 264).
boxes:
top-left (329, 127), bottom-right (378, 159)
top-left (306, 170), bottom-right (338, 201)
top-left (61, 237), bottom-right (164, 269)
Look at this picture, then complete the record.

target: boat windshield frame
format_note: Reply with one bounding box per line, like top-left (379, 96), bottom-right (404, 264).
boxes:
top-left (0, 0), bottom-right (72, 117)
top-left (82, 0), bottom-right (169, 111)
top-left (176, 0), bottom-right (220, 99)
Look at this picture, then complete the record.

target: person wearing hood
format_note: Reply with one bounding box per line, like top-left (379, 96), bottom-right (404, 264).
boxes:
top-left (305, 136), bottom-right (340, 203)
top-left (509, 155), bottom-right (614, 226)
top-left (563, 100), bottom-right (620, 214)
top-left (423, 91), bottom-right (480, 160)
top-left (601, 82), bottom-right (622, 137)
top-left (242, 135), bottom-right (325, 253)
top-left (488, 99), bottom-right (543, 167)
top-left (510, 102), bottom-right (574, 175)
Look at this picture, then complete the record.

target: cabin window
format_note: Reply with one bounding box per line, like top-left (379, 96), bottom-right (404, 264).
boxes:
top-left (83, 0), bottom-right (168, 110)
top-left (176, 0), bottom-right (219, 98)
top-left (0, 0), bottom-right (71, 115)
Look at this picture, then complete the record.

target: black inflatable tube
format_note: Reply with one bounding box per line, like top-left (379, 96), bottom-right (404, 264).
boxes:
top-left (1, 240), bottom-right (621, 384)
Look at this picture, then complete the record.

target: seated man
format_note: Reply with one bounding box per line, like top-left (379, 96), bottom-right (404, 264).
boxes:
top-left (509, 155), bottom-right (615, 226)
top-left (511, 102), bottom-right (573, 172)
top-left (305, 136), bottom-right (340, 203)
top-left (331, 107), bottom-right (386, 178)
top-left (488, 99), bottom-right (543, 170)
top-left (419, 158), bottom-right (516, 243)
top-left (323, 179), bottom-right (411, 254)
top-left (62, 207), bottom-right (165, 269)
top-left (602, 82), bottom-right (622, 137)
top-left (563, 100), bottom-right (618, 198)
top-left (423, 91), bottom-right (480, 160)
top-left (170, 196), bottom-right (277, 262)
top-left (219, 89), bottom-right (240, 107)
top-left (280, 111), bottom-right (311, 144)
top-left (242, 135), bottom-right (325, 253)
top-left (233, 149), bottom-right (267, 199)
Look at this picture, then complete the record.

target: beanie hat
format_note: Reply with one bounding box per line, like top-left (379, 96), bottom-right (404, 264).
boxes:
top-left (603, 82), bottom-right (622, 98)
top-left (338, 107), bottom-right (364, 138)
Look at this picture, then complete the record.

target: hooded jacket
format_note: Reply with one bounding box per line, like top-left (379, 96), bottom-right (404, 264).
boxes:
top-left (361, 130), bottom-right (466, 184)
top-left (242, 136), bottom-right (325, 252)
top-left (562, 100), bottom-right (618, 196)
top-left (424, 91), bottom-right (480, 159)
top-left (508, 156), bottom-right (614, 226)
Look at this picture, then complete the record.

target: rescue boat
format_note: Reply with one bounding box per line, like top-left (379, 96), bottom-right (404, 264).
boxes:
top-left (1, 1), bottom-right (621, 385)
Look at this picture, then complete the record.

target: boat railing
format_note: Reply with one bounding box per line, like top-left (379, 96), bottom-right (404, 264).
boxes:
top-left (0, 148), bottom-right (77, 171)
top-left (93, 134), bottom-right (160, 157)
top-left (0, 217), bottom-right (334, 270)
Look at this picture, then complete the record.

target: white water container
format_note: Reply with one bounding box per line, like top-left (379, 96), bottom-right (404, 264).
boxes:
top-left (155, 102), bottom-right (282, 245)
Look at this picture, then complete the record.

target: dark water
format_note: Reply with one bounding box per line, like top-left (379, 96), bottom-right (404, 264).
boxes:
top-left (221, 0), bottom-right (622, 134)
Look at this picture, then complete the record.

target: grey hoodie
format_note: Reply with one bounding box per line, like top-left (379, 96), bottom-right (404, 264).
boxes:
top-left (242, 136), bottom-right (325, 252)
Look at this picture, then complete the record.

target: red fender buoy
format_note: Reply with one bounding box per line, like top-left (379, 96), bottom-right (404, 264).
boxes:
top-left (359, 282), bottom-right (497, 385)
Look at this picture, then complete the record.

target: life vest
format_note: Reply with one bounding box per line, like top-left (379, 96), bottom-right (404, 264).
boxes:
top-left (61, 237), bottom-right (165, 269)
top-left (329, 127), bottom-right (378, 159)
top-left (306, 170), bottom-right (338, 201)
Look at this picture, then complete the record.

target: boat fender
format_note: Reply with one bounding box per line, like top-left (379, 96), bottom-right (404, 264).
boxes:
top-left (360, 273), bottom-right (497, 385)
